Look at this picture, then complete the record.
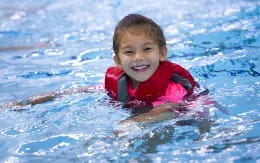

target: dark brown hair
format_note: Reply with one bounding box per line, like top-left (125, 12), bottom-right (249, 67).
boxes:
top-left (113, 14), bottom-right (166, 56)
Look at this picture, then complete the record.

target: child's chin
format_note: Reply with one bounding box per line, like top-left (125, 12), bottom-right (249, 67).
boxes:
top-left (129, 74), bottom-right (151, 82)
top-left (135, 77), bottom-right (149, 82)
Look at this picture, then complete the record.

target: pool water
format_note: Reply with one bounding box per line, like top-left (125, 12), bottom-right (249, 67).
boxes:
top-left (0, 0), bottom-right (259, 162)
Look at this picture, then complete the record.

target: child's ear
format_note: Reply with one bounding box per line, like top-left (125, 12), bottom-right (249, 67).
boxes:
top-left (113, 55), bottom-right (122, 68)
top-left (159, 46), bottom-right (167, 61)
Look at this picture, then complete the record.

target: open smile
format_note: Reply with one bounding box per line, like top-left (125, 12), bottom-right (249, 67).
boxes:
top-left (131, 64), bottom-right (150, 72)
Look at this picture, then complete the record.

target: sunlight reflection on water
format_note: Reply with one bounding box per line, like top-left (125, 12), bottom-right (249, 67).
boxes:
top-left (0, 0), bottom-right (259, 162)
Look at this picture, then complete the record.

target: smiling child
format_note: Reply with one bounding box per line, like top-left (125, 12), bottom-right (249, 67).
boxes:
top-left (105, 14), bottom-right (198, 108)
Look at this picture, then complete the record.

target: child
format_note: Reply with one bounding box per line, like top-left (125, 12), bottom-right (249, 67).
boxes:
top-left (2, 14), bottom-right (201, 114)
top-left (105, 13), bottom-right (198, 108)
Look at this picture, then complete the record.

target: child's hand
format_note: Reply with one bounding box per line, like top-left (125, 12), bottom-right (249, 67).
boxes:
top-left (113, 120), bottom-right (142, 137)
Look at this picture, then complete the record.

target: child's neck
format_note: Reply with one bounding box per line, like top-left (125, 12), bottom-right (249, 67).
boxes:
top-left (131, 80), bottom-right (139, 89)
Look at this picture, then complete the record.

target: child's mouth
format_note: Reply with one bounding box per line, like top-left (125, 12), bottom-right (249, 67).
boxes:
top-left (131, 65), bottom-right (150, 72)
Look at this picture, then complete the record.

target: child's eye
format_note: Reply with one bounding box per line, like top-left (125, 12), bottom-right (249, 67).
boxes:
top-left (144, 47), bottom-right (152, 51)
top-left (124, 51), bottom-right (134, 55)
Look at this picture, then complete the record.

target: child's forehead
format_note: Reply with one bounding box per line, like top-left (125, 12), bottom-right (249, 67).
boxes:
top-left (125, 26), bottom-right (146, 33)
top-left (122, 25), bottom-right (150, 34)
top-left (118, 25), bottom-right (156, 41)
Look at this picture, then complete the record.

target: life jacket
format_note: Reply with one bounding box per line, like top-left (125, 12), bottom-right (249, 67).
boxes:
top-left (105, 61), bottom-right (198, 105)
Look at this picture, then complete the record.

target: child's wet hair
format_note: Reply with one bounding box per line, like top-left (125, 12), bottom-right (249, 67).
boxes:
top-left (113, 14), bottom-right (166, 56)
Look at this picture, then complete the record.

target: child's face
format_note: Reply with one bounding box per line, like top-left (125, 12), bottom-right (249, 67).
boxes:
top-left (114, 27), bottom-right (167, 88)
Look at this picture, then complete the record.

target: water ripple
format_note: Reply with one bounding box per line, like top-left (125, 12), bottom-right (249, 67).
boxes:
top-left (19, 69), bottom-right (72, 79)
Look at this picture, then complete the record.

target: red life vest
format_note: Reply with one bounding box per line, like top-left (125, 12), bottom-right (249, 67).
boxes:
top-left (105, 61), bottom-right (198, 105)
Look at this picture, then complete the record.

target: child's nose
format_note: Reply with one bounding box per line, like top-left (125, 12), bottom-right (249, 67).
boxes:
top-left (134, 50), bottom-right (144, 61)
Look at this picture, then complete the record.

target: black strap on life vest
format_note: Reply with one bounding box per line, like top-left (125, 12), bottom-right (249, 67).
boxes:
top-left (171, 74), bottom-right (193, 93)
top-left (171, 74), bottom-right (209, 97)
top-left (117, 74), bottom-right (129, 102)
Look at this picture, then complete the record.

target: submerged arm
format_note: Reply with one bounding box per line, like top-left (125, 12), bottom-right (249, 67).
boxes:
top-left (1, 86), bottom-right (91, 109)
top-left (122, 103), bottom-right (184, 123)
top-left (116, 101), bottom-right (212, 136)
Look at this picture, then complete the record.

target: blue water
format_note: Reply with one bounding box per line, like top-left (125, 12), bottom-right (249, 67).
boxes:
top-left (0, 0), bottom-right (259, 162)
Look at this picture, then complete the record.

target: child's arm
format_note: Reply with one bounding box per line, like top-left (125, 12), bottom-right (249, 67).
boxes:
top-left (113, 102), bottom-right (181, 137)
top-left (115, 102), bottom-right (211, 137)
top-left (122, 102), bottom-right (184, 123)
top-left (0, 86), bottom-right (92, 109)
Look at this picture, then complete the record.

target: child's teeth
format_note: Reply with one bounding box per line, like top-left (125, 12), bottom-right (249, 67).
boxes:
top-left (133, 65), bottom-right (148, 70)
